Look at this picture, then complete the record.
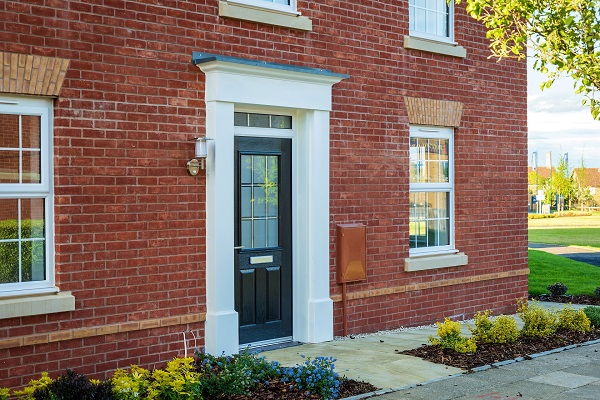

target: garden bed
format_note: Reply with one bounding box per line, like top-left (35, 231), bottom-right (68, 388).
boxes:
top-left (402, 328), bottom-right (600, 370)
top-left (530, 294), bottom-right (600, 305)
top-left (214, 379), bottom-right (377, 399)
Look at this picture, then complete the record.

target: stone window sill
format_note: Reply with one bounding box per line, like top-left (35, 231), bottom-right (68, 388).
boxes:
top-left (404, 35), bottom-right (467, 58)
top-left (0, 291), bottom-right (75, 319)
top-left (219, 1), bottom-right (312, 31)
top-left (404, 252), bottom-right (468, 272)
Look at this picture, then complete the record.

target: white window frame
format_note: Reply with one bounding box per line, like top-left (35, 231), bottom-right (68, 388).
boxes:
top-left (0, 95), bottom-right (55, 297)
top-left (409, 0), bottom-right (455, 43)
top-left (409, 125), bottom-right (455, 256)
top-left (228, 0), bottom-right (298, 15)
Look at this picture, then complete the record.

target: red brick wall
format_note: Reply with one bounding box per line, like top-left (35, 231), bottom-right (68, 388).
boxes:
top-left (0, 0), bottom-right (528, 389)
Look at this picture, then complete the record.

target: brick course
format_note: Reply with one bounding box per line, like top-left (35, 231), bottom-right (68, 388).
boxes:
top-left (0, 0), bottom-right (527, 389)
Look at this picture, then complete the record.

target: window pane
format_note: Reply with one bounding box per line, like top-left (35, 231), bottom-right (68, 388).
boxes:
top-left (270, 115), bottom-right (292, 129)
top-left (241, 187), bottom-right (252, 218)
top-left (21, 239), bottom-right (45, 282)
top-left (253, 187), bottom-right (267, 217)
top-left (267, 219), bottom-right (278, 247)
top-left (21, 115), bottom-right (41, 149)
top-left (415, 8), bottom-right (426, 32)
top-left (234, 112), bottom-right (249, 127)
top-left (248, 113), bottom-right (270, 128)
top-left (253, 156), bottom-right (266, 184)
top-left (0, 241), bottom-right (19, 283)
top-left (21, 198), bottom-right (45, 239)
top-left (0, 114), bottom-right (19, 148)
top-left (273, 0), bottom-right (291, 5)
top-left (241, 220), bottom-right (252, 249)
top-left (241, 155), bottom-right (252, 184)
top-left (253, 219), bottom-right (267, 248)
top-left (0, 150), bottom-right (20, 183)
top-left (22, 151), bottom-right (41, 183)
top-left (0, 199), bottom-right (18, 239)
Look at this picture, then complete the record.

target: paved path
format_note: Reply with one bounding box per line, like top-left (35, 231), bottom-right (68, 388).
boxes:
top-left (529, 242), bottom-right (600, 267)
top-left (370, 342), bottom-right (600, 400)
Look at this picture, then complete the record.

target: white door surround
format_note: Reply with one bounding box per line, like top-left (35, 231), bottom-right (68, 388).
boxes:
top-left (192, 52), bottom-right (348, 355)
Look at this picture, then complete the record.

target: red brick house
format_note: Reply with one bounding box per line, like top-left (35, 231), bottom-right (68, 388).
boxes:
top-left (0, 0), bottom-right (528, 389)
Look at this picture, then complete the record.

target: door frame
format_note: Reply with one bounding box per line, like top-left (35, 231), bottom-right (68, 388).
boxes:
top-left (193, 53), bottom-right (347, 355)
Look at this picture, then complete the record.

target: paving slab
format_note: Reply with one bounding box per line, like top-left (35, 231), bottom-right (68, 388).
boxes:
top-left (528, 371), bottom-right (599, 389)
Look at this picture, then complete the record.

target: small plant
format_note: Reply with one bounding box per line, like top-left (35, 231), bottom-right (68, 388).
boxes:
top-left (470, 311), bottom-right (520, 344)
top-left (518, 300), bottom-right (558, 338)
top-left (196, 352), bottom-right (260, 398)
top-left (595, 287), bottom-right (600, 297)
top-left (428, 317), bottom-right (477, 353)
top-left (546, 282), bottom-right (568, 296)
top-left (28, 370), bottom-right (113, 400)
top-left (0, 388), bottom-right (10, 400)
top-left (111, 365), bottom-right (150, 400)
top-left (583, 306), bottom-right (600, 328)
top-left (146, 357), bottom-right (201, 400)
top-left (13, 371), bottom-right (54, 399)
top-left (280, 355), bottom-right (342, 399)
top-left (557, 306), bottom-right (592, 332)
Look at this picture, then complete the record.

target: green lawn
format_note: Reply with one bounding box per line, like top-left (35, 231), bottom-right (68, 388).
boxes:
top-left (529, 249), bottom-right (600, 296)
top-left (528, 228), bottom-right (600, 248)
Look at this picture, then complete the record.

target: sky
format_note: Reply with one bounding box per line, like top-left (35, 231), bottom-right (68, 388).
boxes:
top-left (528, 57), bottom-right (600, 169)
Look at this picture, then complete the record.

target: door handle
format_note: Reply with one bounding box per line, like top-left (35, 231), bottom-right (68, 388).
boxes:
top-left (234, 246), bottom-right (245, 250)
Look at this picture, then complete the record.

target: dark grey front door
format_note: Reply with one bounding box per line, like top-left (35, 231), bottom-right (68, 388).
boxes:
top-left (234, 136), bottom-right (292, 345)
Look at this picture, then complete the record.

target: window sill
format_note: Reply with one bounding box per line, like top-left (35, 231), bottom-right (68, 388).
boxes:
top-left (0, 291), bottom-right (75, 319)
top-left (404, 252), bottom-right (468, 272)
top-left (218, 1), bottom-right (312, 31)
top-left (404, 35), bottom-right (467, 58)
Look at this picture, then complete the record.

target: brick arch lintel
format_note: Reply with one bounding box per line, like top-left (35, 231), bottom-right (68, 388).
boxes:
top-left (0, 52), bottom-right (70, 97)
top-left (404, 96), bottom-right (464, 127)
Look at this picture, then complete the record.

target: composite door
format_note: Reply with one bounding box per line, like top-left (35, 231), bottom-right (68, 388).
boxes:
top-left (234, 136), bottom-right (292, 346)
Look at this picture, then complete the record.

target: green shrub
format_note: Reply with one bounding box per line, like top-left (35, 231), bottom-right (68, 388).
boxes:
top-left (518, 300), bottom-right (558, 337)
top-left (428, 317), bottom-right (477, 353)
top-left (0, 388), bottom-right (10, 400)
top-left (280, 356), bottom-right (342, 399)
top-left (111, 365), bottom-right (150, 400)
top-left (557, 306), bottom-right (592, 332)
top-left (196, 351), bottom-right (277, 398)
top-left (583, 306), bottom-right (600, 328)
top-left (12, 371), bottom-right (54, 399)
top-left (595, 287), bottom-right (600, 297)
top-left (147, 358), bottom-right (201, 400)
top-left (546, 282), bottom-right (568, 296)
top-left (470, 311), bottom-right (520, 344)
top-left (23, 370), bottom-right (113, 400)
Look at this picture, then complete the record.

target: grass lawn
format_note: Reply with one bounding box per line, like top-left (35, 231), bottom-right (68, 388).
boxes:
top-left (529, 249), bottom-right (600, 296)
top-left (528, 228), bottom-right (600, 248)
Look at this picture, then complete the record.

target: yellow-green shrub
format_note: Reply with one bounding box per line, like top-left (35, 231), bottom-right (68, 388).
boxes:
top-left (112, 365), bottom-right (151, 400)
top-left (518, 300), bottom-right (557, 337)
top-left (147, 357), bottom-right (201, 400)
top-left (428, 317), bottom-right (477, 353)
top-left (557, 307), bottom-right (592, 332)
top-left (470, 311), bottom-right (520, 344)
top-left (0, 388), bottom-right (10, 400)
top-left (12, 371), bottom-right (54, 399)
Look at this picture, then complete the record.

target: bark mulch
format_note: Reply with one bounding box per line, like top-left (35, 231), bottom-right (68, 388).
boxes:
top-left (530, 294), bottom-right (600, 306)
top-left (401, 328), bottom-right (600, 371)
top-left (208, 379), bottom-right (378, 400)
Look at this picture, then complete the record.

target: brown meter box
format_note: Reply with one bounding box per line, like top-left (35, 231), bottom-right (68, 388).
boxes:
top-left (336, 223), bottom-right (367, 283)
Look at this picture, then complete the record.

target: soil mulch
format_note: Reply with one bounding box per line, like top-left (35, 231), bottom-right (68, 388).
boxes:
top-left (401, 328), bottom-right (600, 371)
top-left (208, 378), bottom-right (378, 399)
top-left (530, 294), bottom-right (600, 305)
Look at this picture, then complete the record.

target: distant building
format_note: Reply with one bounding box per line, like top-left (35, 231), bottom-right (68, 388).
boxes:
top-left (572, 168), bottom-right (600, 206)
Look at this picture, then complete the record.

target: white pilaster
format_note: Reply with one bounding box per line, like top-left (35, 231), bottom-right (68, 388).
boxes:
top-left (204, 100), bottom-right (239, 355)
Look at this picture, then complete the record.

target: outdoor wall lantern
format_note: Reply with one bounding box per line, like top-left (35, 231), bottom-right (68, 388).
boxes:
top-left (187, 136), bottom-right (212, 176)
